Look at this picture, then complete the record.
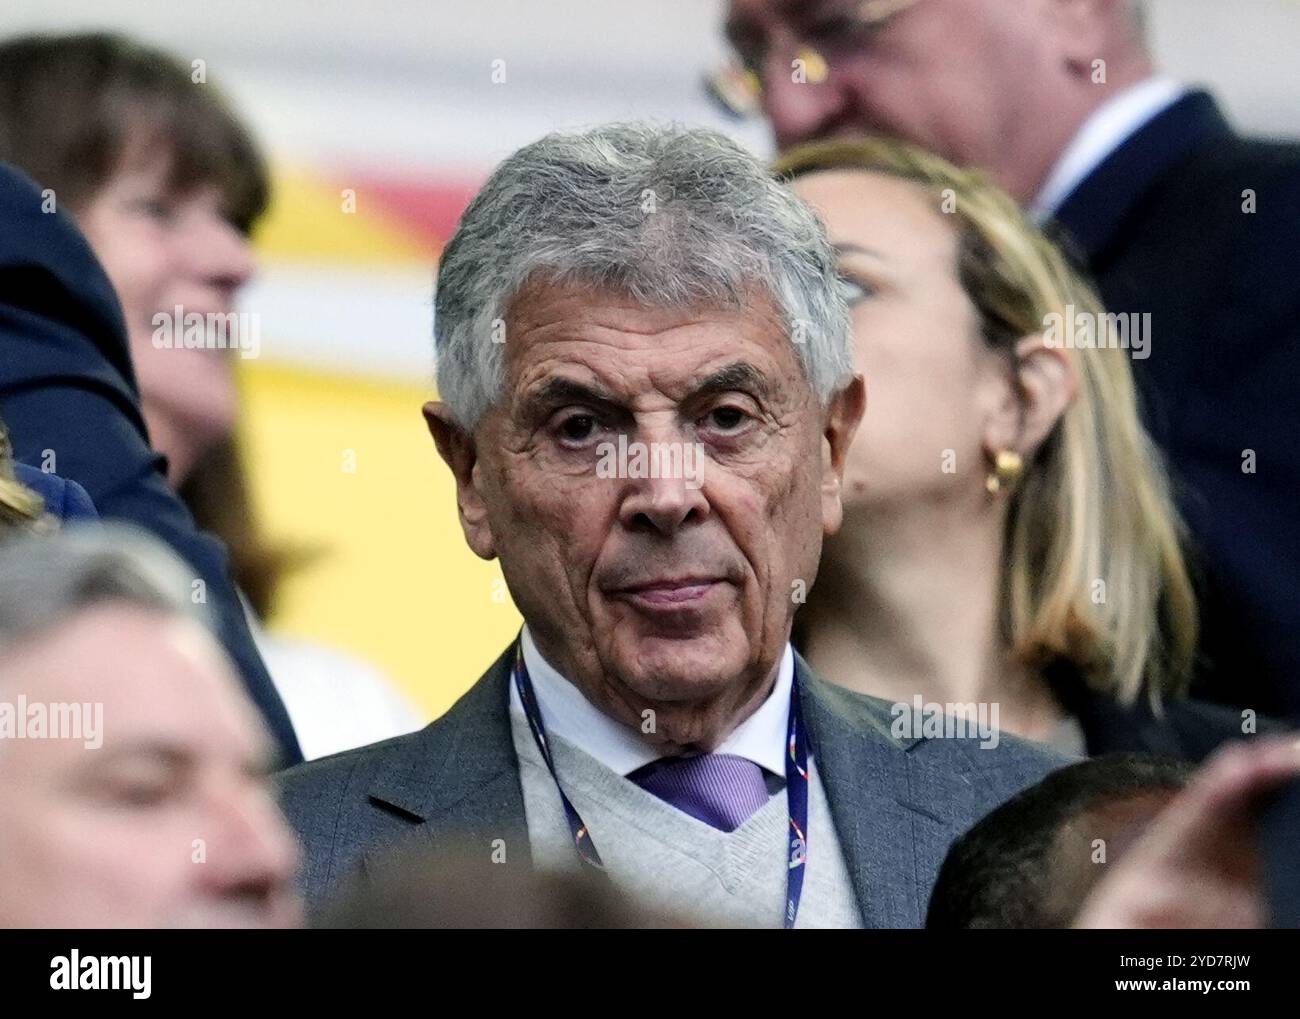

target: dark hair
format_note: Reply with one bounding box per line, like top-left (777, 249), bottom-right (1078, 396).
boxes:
top-left (926, 753), bottom-right (1193, 928)
top-left (0, 31), bottom-right (268, 233)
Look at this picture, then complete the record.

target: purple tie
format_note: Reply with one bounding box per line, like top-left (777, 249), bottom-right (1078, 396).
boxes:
top-left (629, 753), bottom-right (772, 832)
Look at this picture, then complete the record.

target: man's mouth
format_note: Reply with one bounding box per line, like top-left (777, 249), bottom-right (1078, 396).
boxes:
top-left (612, 576), bottom-right (726, 608)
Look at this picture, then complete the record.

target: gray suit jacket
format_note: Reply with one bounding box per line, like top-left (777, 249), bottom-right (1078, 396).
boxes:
top-left (278, 642), bottom-right (1066, 927)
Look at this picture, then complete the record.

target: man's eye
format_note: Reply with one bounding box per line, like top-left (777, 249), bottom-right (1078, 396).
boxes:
top-left (118, 785), bottom-right (171, 808)
top-left (97, 780), bottom-right (175, 809)
top-left (706, 406), bottom-right (748, 432)
top-left (557, 414), bottom-right (599, 443)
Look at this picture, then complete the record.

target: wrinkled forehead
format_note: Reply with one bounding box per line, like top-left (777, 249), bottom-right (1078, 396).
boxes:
top-left (500, 280), bottom-right (806, 406)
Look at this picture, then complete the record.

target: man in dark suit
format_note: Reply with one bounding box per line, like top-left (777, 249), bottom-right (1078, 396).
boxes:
top-left (0, 162), bottom-right (302, 764)
top-left (278, 123), bottom-right (1064, 927)
top-left (724, 0), bottom-right (1300, 717)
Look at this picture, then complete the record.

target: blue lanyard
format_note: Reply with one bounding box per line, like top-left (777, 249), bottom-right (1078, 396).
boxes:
top-left (512, 645), bottom-right (811, 928)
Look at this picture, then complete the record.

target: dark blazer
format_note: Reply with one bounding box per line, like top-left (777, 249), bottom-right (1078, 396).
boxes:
top-left (278, 642), bottom-right (1066, 927)
top-left (0, 162), bottom-right (302, 765)
top-left (1073, 690), bottom-right (1288, 762)
top-left (1052, 91), bottom-right (1300, 718)
top-left (1043, 661), bottom-right (1288, 761)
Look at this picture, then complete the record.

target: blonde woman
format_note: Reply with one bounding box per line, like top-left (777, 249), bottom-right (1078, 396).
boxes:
top-left (776, 138), bottom-right (1254, 758)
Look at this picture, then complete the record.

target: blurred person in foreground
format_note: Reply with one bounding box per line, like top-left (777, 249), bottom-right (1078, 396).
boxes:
top-left (925, 753), bottom-right (1192, 927)
top-left (0, 525), bottom-right (301, 927)
top-left (722, 0), bottom-right (1300, 719)
top-left (279, 123), bottom-right (1065, 928)
top-left (778, 137), bottom-right (1274, 760)
top-left (0, 32), bottom-right (421, 758)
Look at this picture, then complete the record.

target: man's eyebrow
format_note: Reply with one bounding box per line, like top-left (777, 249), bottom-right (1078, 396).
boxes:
top-left (520, 363), bottom-right (772, 416)
top-left (521, 377), bottom-right (626, 415)
top-left (90, 740), bottom-right (273, 778)
top-left (90, 742), bottom-right (194, 768)
top-left (690, 362), bottom-right (773, 401)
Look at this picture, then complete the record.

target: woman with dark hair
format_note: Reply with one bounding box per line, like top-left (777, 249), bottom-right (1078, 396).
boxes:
top-left (0, 31), bottom-right (265, 485)
top-left (0, 32), bottom-right (420, 758)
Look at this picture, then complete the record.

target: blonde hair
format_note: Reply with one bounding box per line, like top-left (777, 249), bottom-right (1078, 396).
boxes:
top-left (775, 137), bottom-right (1197, 708)
top-left (0, 420), bottom-right (48, 533)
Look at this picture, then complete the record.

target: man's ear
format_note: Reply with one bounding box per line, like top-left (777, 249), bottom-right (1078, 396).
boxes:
top-left (422, 401), bottom-right (497, 560)
top-left (982, 335), bottom-right (1077, 461)
top-left (820, 373), bottom-right (866, 536)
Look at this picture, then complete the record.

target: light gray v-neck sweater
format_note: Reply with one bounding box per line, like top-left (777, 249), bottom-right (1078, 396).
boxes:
top-left (510, 702), bottom-right (863, 928)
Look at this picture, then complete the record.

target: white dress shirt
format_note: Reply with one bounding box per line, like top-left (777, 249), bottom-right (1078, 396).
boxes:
top-left (510, 625), bottom-right (794, 777)
top-left (1031, 75), bottom-right (1186, 220)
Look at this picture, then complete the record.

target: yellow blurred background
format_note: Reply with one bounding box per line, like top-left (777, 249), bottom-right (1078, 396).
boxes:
top-left (238, 167), bottom-right (522, 720)
top-left (239, 361), bottom-right (521, 720)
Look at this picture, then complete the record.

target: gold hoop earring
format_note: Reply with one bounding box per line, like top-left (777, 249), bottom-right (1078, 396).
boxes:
top-left (985, 450), bottom-right (1023, 494)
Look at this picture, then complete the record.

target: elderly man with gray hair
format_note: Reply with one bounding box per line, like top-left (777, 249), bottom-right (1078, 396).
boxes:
top-left (278, 122), bottom-right (1063, 928)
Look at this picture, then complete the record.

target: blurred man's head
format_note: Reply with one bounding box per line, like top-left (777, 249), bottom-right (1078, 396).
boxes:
top-left (926, 752), bottom-right (1192, 928)
top-left (724, 0), bottom-right (1152, 200)
top-left (425, 123), bottom-right (864, 751)
top-left (0, 527), bottom-right (301, 928)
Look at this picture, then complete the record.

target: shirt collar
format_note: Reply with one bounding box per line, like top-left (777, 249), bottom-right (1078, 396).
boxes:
top-left (512, 625), bottom-right (793, 777)
top-left (1031, 75), bottom-right (1185, 220)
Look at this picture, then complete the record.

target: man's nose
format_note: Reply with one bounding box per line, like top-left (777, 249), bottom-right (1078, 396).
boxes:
top-left (198, 785), bottom-right (301, 899)
top-left (617, 450), bottom-right (710, 537)
top-left (761, 57), bottom-right (849, 150)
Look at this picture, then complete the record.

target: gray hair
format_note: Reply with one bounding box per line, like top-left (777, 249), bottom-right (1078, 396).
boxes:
top-left (0, 524), bottom-right (208, 659)
top-left (434, 122), bottom-right (853, 431)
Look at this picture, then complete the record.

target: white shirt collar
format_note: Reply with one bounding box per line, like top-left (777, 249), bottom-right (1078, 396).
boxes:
top-left (1031, 76), bottom-right (1185, 220)
top-left (511, 625), bottom-right (794, 777)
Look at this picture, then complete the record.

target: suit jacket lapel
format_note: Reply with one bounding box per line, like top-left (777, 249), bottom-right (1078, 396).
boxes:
top-left (797, 654), bottom-right (979, 928)
top-left (365, 641), bottom-right (534, 870)
top-left (1054, 90), bottom-right (1230, 262)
